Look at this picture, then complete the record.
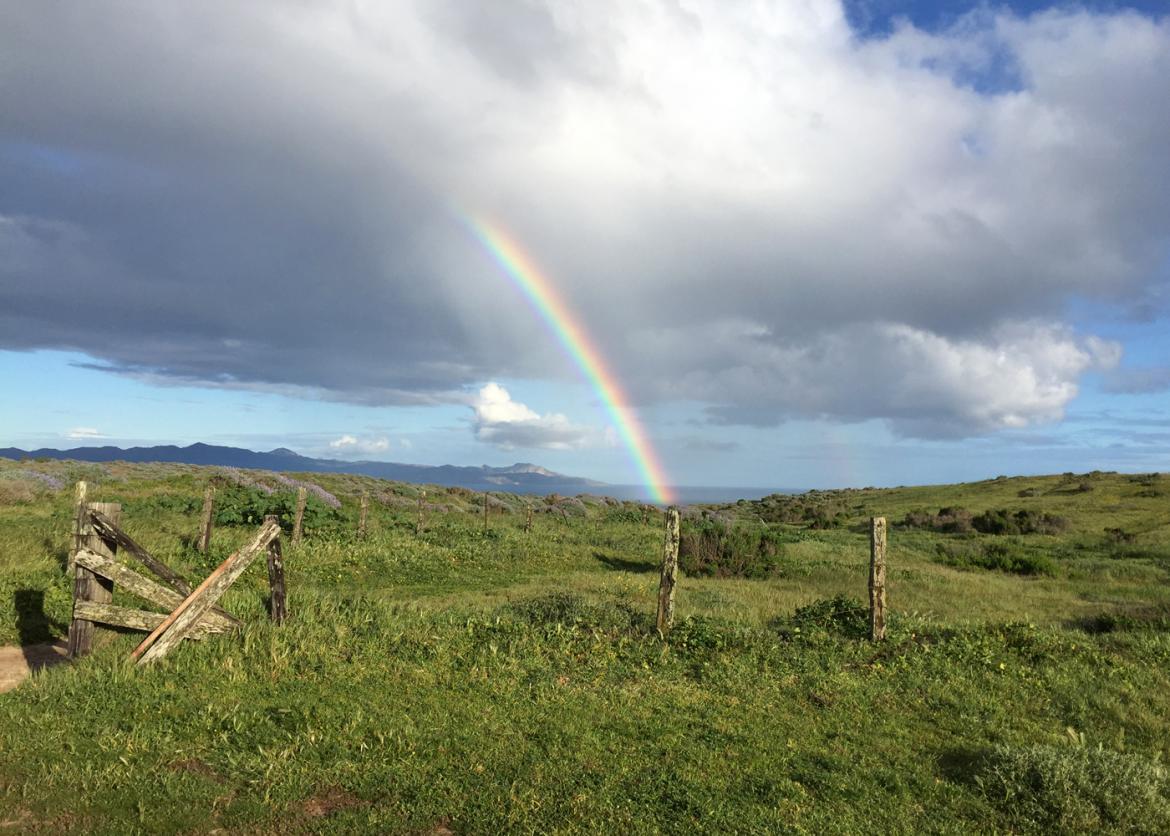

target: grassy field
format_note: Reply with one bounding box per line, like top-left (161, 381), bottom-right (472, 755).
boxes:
top-left (2, 460), bottom-right (1170, 833)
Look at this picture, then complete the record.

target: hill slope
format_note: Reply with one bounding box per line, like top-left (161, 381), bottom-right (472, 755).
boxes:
top-left (0, 442), bottom-right (606, 493)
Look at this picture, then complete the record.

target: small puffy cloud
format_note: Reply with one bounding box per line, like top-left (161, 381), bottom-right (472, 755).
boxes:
top-left (66, 427), bottom-right (105, 440)
top-left (471, 383), bottom-right (595, 450)
top-left (327, 435), bottom-right (391, 456)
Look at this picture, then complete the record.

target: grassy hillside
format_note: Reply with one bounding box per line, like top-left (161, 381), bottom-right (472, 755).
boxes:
top-left (1, 460), bottom-right (1169, 833)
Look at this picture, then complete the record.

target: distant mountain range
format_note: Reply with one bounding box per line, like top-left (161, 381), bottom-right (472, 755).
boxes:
top-left (0, 443), bottom-right (608, 495)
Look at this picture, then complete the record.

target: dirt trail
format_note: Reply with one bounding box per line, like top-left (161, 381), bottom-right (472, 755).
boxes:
top-left (0, 641), bottom-right (68, 693)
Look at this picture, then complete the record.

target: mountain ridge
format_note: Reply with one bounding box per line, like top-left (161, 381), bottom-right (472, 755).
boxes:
top-left (0, 443), bottom-right (607, 494)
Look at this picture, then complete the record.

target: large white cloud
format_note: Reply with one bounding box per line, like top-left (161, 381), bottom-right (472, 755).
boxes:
top-left (471, 383), bottom-right (598, 449)
top-left (0, 1), bottom-right (1166, 438)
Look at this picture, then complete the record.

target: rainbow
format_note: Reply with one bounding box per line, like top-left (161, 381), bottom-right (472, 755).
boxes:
top-left (467, 217), bottom-right (674, 505)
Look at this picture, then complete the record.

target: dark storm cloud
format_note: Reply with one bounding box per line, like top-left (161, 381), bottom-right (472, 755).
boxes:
top-left (1, 2), bottom-right (1168, 436)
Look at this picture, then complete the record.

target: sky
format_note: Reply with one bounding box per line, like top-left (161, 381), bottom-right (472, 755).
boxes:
top-left (1, 0), bottom-right (1169, 494)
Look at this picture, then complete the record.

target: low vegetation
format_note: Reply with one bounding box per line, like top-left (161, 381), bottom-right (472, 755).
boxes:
top-left (1, 461), bottom-right (1169, 832)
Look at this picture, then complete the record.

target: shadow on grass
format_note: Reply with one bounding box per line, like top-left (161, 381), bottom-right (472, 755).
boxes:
top-left (593, 552), bottom-right (658, 574)
top-left (937, 747), bottom-right (988, 786)
top-left (14, 590), bottom-right (64, 646)
top-left (12, 590), bottom-right (69, 676)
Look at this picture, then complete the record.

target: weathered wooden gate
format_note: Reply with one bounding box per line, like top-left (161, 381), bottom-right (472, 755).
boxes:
top-left (67, 481), bottom-right (287, 666)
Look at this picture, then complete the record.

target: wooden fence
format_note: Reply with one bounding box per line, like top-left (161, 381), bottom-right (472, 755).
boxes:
top-left (67, 481), bottom-right (287, 666)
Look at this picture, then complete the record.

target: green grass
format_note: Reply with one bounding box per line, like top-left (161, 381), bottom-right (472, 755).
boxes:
top-left (1, 461), bottom-right (1170, 833)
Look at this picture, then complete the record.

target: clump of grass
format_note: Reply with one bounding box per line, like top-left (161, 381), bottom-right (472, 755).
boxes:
top-left (678, 519), bottom-right (784, 579)
top-left (935, 541), bottom-right (1057, 576)
top-left (504, 592), bottom-right (647, 634)
top-left (783, 594), bottom-right (869, 639)
top-left (975, 743), bottom-right (1170, 832)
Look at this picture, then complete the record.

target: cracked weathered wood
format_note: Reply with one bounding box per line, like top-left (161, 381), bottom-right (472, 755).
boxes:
top-left (197, 485), bottom-right (215, 554)
top-left (292, 487), bottom-right (307, 545)
top-left (73, 550), bottom-right (238, 632)
top-left (67, 481), bottom-right (87, 574)
top-left (73, 602), bottom-right (223, 638)
top-left (358, 495), bottom-right (368, 538)
top-left (870, 516), bottom-right (887, 642)
top-left (265, 515), bottom-right (286, 624)
top-left (656, 507), bottom-right (681, 635)
top-left (67, 501), bottom-right (120, 659)
top-left (134, 519), bottom-right (281, 665)
top-left (525, 504), bottom-right (532, 533)
top-left (416, 490), bottom-right (426, 536)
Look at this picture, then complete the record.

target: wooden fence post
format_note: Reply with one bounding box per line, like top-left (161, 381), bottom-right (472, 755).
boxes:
top-left (483, 492), bottom-right (489, 533)
top-left (264, 515), bottom-right (287, 623)
top-left (197, 484), bottom-right (215, 554)
top-left (525, 504), bottom-right (532, 533)
top-left (292, 487), bottom-right (307, 546)
top-left (869, 516), bottom-right (887, 641)
top-left (358, 495), bottom-right (369, 538)
top-left (416, 490), bottom-right (425, 537)
top-left (656, 506), bottom-right (681, 635)
top-left (68, 480), bottom-right (87, 573)
top-left (67, 499), bottom-right (121, 658)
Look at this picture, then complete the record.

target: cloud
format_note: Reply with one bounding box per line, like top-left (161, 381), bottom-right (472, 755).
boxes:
top-left (672, 320), bottom-right (1120, 437)
top-left (679, 436), bottom-right (741, 453)
top-left (1, 2), bottom-right (1167, 438)
top-left (471, 383), bottom-right (595, 450)
top-left (66, 427), bottom-right (105, 440)
top-left (328, 434), bottom-right (391, 456)
top-left (1101, 366), bottom-right (1170, 395)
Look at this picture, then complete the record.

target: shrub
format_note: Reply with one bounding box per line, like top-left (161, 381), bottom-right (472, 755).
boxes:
top-left (1104, 527), bottom-right (1137, 545)
top-left (902, 506), bottom-right (974, 533)
top-left (213, 483), bottom-right (342, 532)
top-left (972, 509), bottom-right (1068, 536)
top-left (505, 593), bottom-right (645, 633)
top-left (678, 519), bottom-right (784, 579)
top-left (787, 595), bottom-right (869, 639)
top-left (975, 743), bottom-right (1170, 832)
top-left (934, 542), bottom-right (1056, 576)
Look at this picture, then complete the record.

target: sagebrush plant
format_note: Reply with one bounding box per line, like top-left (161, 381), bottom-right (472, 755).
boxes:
top-left (678, 518), bottom-right (785, 578)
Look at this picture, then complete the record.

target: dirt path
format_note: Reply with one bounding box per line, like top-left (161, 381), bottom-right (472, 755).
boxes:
top-left (0, 641), bottom-right (69, 694)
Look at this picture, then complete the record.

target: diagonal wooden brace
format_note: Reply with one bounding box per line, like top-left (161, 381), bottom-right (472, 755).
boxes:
top-left (87, 509), bottom-right (239, 627)
top-left (133, 520), bottom-right (281, 666)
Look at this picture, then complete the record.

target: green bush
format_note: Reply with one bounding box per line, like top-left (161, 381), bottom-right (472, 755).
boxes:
top-left (972, 509), bottom-right (1069, 536)
top-left (901, 506), bottom-right (974, 533)
top-left (935, 541), bottom-right (1057, 576)
top-left (678, 519), bottom-right (784, 578)
top-left (975, 743), bottom-right (1170, 833)
top-left (213, 484), bottom-right (342, 532)
top-left (786, 594), bottom-right (869, 639)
